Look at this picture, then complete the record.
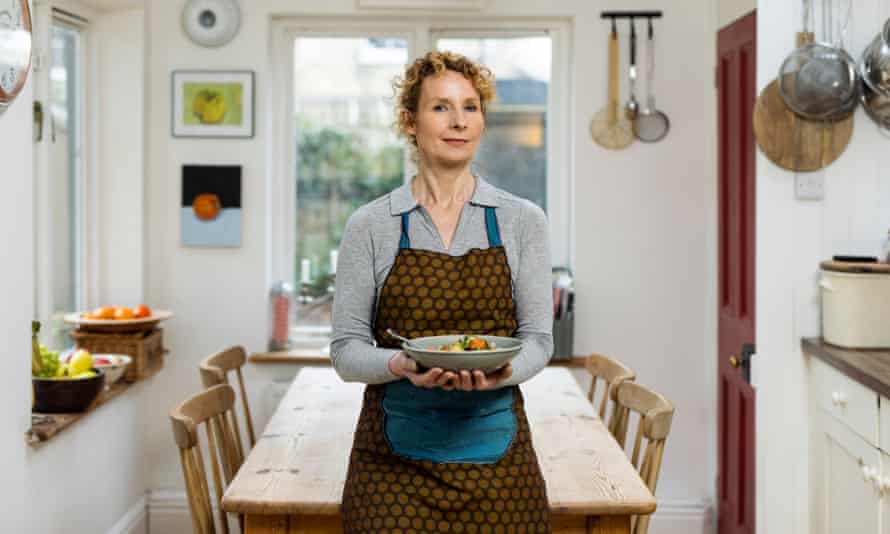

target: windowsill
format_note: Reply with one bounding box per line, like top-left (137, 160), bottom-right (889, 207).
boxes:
top-left (25, 357), bottom-right (163, 447)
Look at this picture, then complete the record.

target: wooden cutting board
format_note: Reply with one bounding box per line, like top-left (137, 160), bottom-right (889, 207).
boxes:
top-left (821, 260), bottom-right (890, 274)
top-left (753, 78), bottom-right (854, 172)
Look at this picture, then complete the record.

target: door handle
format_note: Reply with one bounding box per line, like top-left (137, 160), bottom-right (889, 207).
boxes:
top-left (729, 343), bottom-right (755, 383)
top-left (33, 101), bottom-right (43, 142)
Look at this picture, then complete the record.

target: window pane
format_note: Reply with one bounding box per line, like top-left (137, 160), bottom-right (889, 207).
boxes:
top-left (436, 36), bottom-right (550, 211)
top-left (48, 23), bottom-right (84, 349)
top-left (293, 37), bottom-right (407, 328)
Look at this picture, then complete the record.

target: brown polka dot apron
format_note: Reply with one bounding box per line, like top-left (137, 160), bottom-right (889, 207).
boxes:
top-left (341, 207), bottom-right (551, 534)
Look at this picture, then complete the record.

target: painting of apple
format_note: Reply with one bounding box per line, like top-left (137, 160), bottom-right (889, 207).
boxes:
top-left (173, 71), bottom-right (254, 138)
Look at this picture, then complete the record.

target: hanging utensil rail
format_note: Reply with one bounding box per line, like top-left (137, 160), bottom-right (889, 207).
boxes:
top-left (600, 11), bottom-right (663, 20)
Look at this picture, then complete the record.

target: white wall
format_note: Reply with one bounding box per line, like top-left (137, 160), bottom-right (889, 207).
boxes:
top-left (719, 0), bottom-right (755, 29)
top-left (756, 1), bottom-right (890, 534)
top-left (141, 0), bottom-right (719, 530)
top-left (0, 5), bottom-right (151, 533)
top-left (1, 41), bottom-right (35, 534)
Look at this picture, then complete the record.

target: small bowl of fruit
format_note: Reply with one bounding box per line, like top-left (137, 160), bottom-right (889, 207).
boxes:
top-left (32, 346), bottom-right (105, 413)
top-left (63, 350), bottom-right (131, 387)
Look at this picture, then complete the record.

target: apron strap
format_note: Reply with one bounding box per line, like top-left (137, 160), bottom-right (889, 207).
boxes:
top-left (399, 212), bottom-right (411, 249)
top-left (485, 206), bottom-right (502, 247)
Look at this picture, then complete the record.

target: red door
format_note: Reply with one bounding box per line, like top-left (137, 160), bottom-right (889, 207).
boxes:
top-left (717, 12), bottom-right (756, 534)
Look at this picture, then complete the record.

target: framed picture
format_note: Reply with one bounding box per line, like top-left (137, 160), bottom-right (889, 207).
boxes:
top-left (172, 70), bottom-right (254, 138)
top-left (181, 164), bottom-right (242, 247)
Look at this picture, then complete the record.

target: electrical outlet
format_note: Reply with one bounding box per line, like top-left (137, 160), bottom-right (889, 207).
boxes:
top-left (795, 172), bottom-right (824, 200)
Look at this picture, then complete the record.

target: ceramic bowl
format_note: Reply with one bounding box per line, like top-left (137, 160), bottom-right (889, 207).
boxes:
top-left (401, 335), bottom-right (522, 373)
top-left (32, 368), bottom-right (106, 413)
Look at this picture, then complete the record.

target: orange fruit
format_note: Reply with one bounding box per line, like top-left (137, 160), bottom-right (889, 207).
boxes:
top-left (114, 307), bottom-right (134, 320)
top-left (95, 307), bottom-right (115, 320)
top-left (192, 193), bottom-right (222, 221)
top-left (132, 304), bottom-right (152, 319)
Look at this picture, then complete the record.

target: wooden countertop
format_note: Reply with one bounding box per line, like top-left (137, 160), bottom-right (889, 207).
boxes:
top-left (250, 347), bottom-right (587, 368)
top-left (222, 367), bottom-right (656, 517)
top-left (802, 337), bottom-right (890, 398)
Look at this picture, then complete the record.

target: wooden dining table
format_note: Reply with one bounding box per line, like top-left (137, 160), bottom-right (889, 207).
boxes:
top-left (222, 367), bottom-right (656, 534)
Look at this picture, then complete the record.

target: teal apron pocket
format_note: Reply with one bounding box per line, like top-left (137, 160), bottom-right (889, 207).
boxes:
top-left (382, 381), bottom-right (517, 464)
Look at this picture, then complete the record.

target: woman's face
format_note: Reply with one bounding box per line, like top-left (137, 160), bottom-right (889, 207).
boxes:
top-left (406, 70), bottom-right (485, 167)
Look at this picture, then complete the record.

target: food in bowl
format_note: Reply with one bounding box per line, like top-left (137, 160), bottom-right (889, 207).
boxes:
top-left (82, 304), bottom-right (153, 320)
top-left (438, 335), bottom-right (497, 352)
top-left (64, 351), bottom-right (131, 386)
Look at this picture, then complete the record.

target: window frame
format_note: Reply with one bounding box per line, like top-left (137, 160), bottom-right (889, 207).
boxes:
top-left (268, 16), bottom-right (573, 341)
top-left (33, 5), bottom-right (95, 347)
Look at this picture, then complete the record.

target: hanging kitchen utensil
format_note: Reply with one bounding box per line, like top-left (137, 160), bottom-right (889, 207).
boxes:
top-left (625, 19), bottom-right (639, 121)
top-left (753, 0), bottom-right (853, 172)
top-left (859, 74), bottom-right (890, 130)
top-left (859, 18), bottom-right (890, 96)
top-left (591, 20), bottom-right (634, 150)
top-left (634, 19), bottom-right (670, 142)
top-left (858, 13), bottom-right (890, 131)
top-left (779, 0), bottom-right (858, 120)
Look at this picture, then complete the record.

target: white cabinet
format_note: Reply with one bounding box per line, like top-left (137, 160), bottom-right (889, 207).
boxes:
top-left (810, 357), bottom-right (883, 534)
top-left (812, 412), bottom-right (881, 534)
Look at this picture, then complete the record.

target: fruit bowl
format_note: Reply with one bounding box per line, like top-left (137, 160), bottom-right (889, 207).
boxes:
top-left (92, 354), bottom-right (131, 386)
top-left (32, 368), bottom-right (106, 413)
top-left (64, 352), bottom-right (131, 386)
top-left (400, 335), bottom-right (523, 373)
top-left (63, 309), bottom-right (173, 333)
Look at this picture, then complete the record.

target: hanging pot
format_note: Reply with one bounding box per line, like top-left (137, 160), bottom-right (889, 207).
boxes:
top-left (859, 19), bottom-right (890, 96)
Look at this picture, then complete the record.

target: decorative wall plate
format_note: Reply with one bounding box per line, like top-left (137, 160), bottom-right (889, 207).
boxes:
top-left (0, 0), bottom-right (33, 116)
top-left (181, 0), bottom-right (241, 48)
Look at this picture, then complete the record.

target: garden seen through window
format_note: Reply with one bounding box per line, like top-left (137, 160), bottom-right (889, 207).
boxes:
top-left (290, 34), bottom-right (552, 331)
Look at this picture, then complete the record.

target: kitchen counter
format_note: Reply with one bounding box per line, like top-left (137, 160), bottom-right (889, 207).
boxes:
top-left (802, 337), bottom-right (890, 398)
top-left (250, 346), bottom-right (588, 368)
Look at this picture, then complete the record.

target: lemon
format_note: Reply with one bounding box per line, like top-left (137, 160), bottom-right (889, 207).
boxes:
top-left (69, 349), bottom-right (93, 375)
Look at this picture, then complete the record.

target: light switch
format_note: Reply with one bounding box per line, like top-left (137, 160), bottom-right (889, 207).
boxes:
top-left (795, 172), bottom-right (824, 201)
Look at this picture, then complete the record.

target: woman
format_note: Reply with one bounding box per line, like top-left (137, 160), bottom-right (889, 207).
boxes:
top-left (331, 50), bottom-right (553, 533)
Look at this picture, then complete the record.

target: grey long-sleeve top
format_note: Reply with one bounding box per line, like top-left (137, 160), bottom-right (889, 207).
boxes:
top-left (330, 176), bottom-right (553, 387)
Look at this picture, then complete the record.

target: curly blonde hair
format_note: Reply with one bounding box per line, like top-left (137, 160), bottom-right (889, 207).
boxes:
top-left (392, 50), bottom-right (496, 152)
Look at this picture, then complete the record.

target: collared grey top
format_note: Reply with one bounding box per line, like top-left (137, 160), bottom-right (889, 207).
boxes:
top-left (330, 175), bottom-right (553, 387)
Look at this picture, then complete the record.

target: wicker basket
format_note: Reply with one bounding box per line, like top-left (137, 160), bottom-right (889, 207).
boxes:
top-left (70, 328), bottom-right (165, 382)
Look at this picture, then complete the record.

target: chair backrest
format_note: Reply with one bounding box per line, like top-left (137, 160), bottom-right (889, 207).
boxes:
top-left (199, 345), bottom-right (255, 465)
top-left (170, 384), bottom-right (243, 534)
top-left (613, 381), bottom-right (675, 534)
top-left (585, 353), bottom-right (636, 435)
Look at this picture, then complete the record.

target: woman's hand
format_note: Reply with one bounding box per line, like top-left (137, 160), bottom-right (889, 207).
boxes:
top-left (389, 351), bottom-right (458, 389)
top-left (454, 363), bottom-right (513, 391)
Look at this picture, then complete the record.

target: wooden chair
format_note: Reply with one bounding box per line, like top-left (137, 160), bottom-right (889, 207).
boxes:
top-left (585, 353), bottom-right (636, 436)
top-left (612, 381), bottom-right (675, 534)
top-left (170, 384), bottom-right (244, 534)
top-left (199, 345), bottom-right (256, 467)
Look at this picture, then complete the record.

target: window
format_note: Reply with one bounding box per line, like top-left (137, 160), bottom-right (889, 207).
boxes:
top-left (291, 36), bottom-right (408, 331)
top-left (34, 18), bottom-right (88, 350)
top-left (270, 18), bottom-right (571, 339)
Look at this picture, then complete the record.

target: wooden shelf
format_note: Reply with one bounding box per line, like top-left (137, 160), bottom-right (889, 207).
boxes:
top-left (26, 357), bottom-right (164, 447)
